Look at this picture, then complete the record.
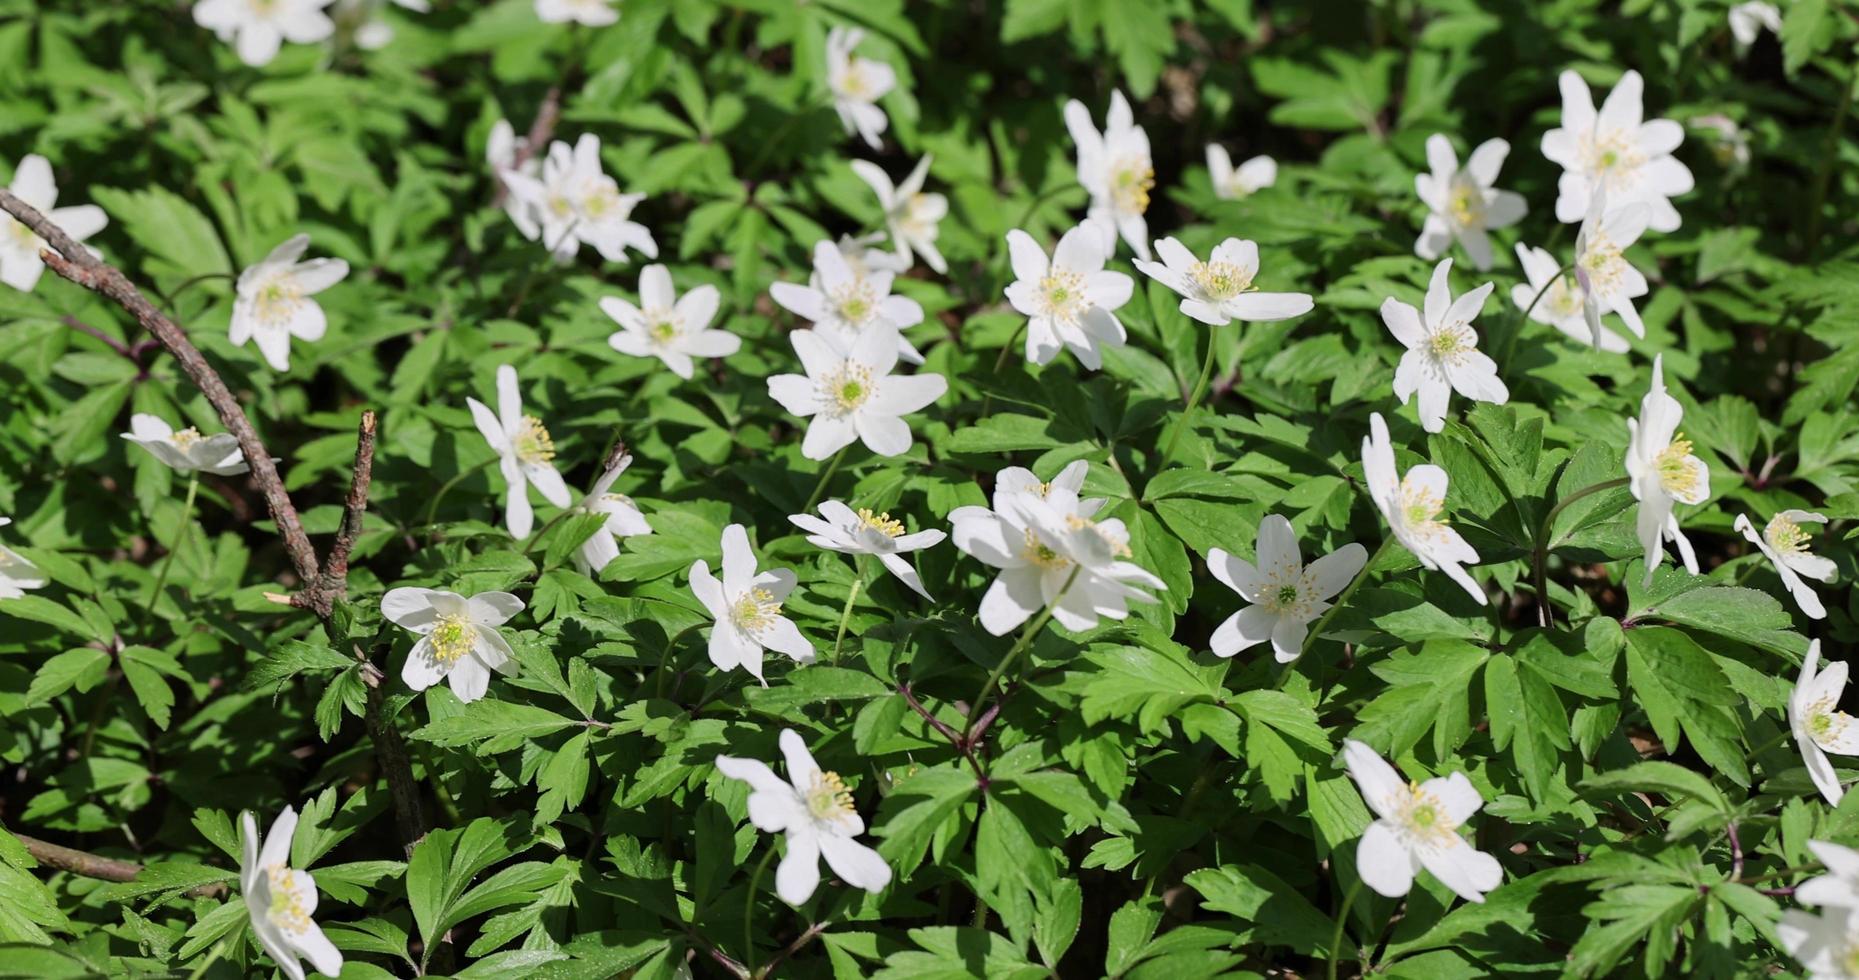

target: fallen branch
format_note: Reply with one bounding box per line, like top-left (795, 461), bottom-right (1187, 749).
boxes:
top-left (14, 833), bottom-right (225, 897)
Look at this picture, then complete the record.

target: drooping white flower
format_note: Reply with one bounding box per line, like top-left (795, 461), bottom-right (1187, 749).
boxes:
top-left (1798, 840), bottom-right (1859, 911)
top-left (1135, 237), bottom-right (1314, 327)
top-left (488, 119), bottom-right (542, 234)
top-left (1736, 510), bottom-right (1835, 619)
top-left (771, 239), bottom-right (926, 364)
top-left (1206, 145), bottom-right (1275, 200)
top-left (1511, 243), bottom-right (1628, 353)
top-left (1729, 2), bottom-right (1782, 48)
top-left (465, 364), bottom-right (571, 539)
top-left (0, 518), bottom-right (46, 601)
top-left (572, 452), bottom-right (651, 575)
top-left (229, 234), bottom-right (348, 372)
top-left (689, 524), bottom-right (813, 683)
top-left (713, 729), bottom-right (891, 905)
top-left (193, 0), bottom-right (335, 67)
top-left (1574, 192), bottom-right (1652, 343)
top-left (1792, 642), bottom-right (1859, 807)
top-left (1780, 905), bottom-right (1859, 980)
top-left (765, 323), bottom-right (946, 460)
top-left (1208, 515), bottom-right (1366, 663)
top-left (1541, 69), bottom-right (1693, 232)
top-left (122, 414), bottom-right (249, 476)
top-left (826, 27), bottom-right (895, 151)
top-left (381, 587), bottom-right (522, 703)
top-left (789, 500), bottom-right (945, 600)
top-left (1341, 739), bottom-right (1503, 904)
top-left (500, 135), bottom-right (656, 264)
top-left (1382, 258), bottom-right (1506, 433)
top-left (1003, 225), bottom-right (1133, 370)
top-left (1064, 90), bottom-right (1155, 261)
top-left (534, 0), bottom-right (616, 26)
top-left (240, 807), bottom-right (343, 980)
top-left (1361, 412), bottom-right (1484, 604)
top-left (1624, 355), bottom-right (1708, 585)
top-left (601, 264), bottom-right (739, 379)
top-left (0, 154), bottom-right (107, 293)
top-left (1413, 135), bottom-right (1527, 271)
top-left (850, 156), bottom-right (947, 275)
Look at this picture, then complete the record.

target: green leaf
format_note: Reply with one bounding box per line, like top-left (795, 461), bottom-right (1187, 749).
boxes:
top-left (411, 701), bottom-right (580, 752)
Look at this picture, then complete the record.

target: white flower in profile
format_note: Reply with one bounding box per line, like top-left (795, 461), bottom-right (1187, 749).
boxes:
top-left (0, 518), bottom-right (45, 601)
top-left (1791, 642), bottom-right (1859, 807)
top-left (1135, 237), bottom-right (1314, 327)
top-left (1361, 413), bottom-right (1484, 604)
top-left (832, 232), bottom-right (909, 277)
top-left (1779, 905), bottom-right (1859, 980)
top-left (1690, 113), bottom-right (1752, 171)
top-left (1624, 355), bottom-right (1708, 585)
top-left (1341, 739), bottom-right (1502, 904)
top-left (1540, 69), bottom-right (1693, 232)
top-left (601, 264), bottom-right (738, 379)
top-left (1512, 243), bottom-right (1628, 353)
top-left (381, 587), bottom-right (522, 703)
top-left (1574, 193), bottom-right (1652, 343)
top-left (240, 807), bottom-right (343, 980)
top-left (689, 524), bottom-right (813, 683)
top-left (714, 729), bottom-right (891, 905)
top-left (826, 27), bottom-right (896, 151)
top-left (122, 414), bottom-right (249, 476)
top-left (1064, 89), bottom-right (1155, 260)
top-left (771, 239), bottom-right (926, 364)
top-left (790, 501), bottom-right (945, 600)
top-left (572, 452), bottom-right (651, 575)
top-left (1736, 510), bottom-right (1835, 619)
top-left (0, 154), bottom-right (107, 293)
top-left (766, 323), bottom-right (946, 460)
top-left (1208, 515), bottom-right (1366, 663)
top-left (1382, 258), bottom-right (1506, 433)
top-left (1003, 225), bottom-right (1133, 370)
top-left (1413, 135), bottom-right (1527, 271)
top-left (338, 0), bottom-right (428, 50)
top-left (465, 364), bottom-right (571, 539)
top-left (850, 156), bottom-right (947, 275)
top-left (1206, 145), bottom-right (1275, 200)
top-left (1798, 840), bottom-right (1859, 910)
top-left (230, 234), bottom-right (349, 372)
top-left (487, 119), bottom-right (542, 233)
top-left (500, 135), bottom-right (656, 263)
top-left (194, 0), bottom-right (335, 66)
top-left (534, 0), bottom-right (616, 26)
top-left (1729, 2), bottom-right (1782, 48)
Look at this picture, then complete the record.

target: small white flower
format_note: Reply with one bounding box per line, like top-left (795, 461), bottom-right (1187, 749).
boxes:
top-left (1690, 113), bottom-right (1752, 170)
top-left (831, 232), bottom-right (909, 277)
top-left (572, 452), bottom-right (651, 576)
top-left (1574, 192), bottom-right (1652, 343)
top-left (1341, 739), bottom-right (1503, 903)
top-left (488, 119), bottom-right (542, 234)
top-left (240, 807), bottom-right (343, 980)
top-left (1511, 243), bottom-right (1628, 353)
top-left (230, 234), bottom-right (348, 372)
top-left (1798, 840), bottom-right (1859, 910)
top-left (1413, 135), bottom-right (1527, 271)
top-left (827, 27), bottom-right (896, 151)
top-left (1779, 905), bottom-right (1859, 980)
top-left (1624, 355), bottom-right (1709, 585)
top-left (1541, 68), bottom-right (1693, 232)
top-left (1064, 89), bottom-right (1155, 261)
top-left (771, 239), bottom-right (926, 364)
top-left (601, 264), bottom-right (739, 379)
top-left (122, 414), bottom-right (249, 476)
top-left (0, 518), bottom-right (46, 601)
top-left (789, 500), bottom-right (946, 600)
top-left (1206, 144), bottom-right (1275, 200)
top-left (689, 524), bottom-right (813, 684)
top-left (850, 156), bottom-right (947, 275)
top-left (1003, 224), bottom-right (1133, 370)
top-left (337, 0), bottom-right (427, 50)
top-left (381, 587), bottom-right (523, 703)
top-left (465, 364), bottom-right (572, 539)
top-left (193, 0), bottom-right (336, 67)
top-left (535, 0), bottom-right (616, 26)
top-left (0, 154), bottom-right (107, 293)
top-left (1382, 258), bottom-right (1507, 433)
top-left (1737, 510), bottom-right (1836, 619)
top-left (1792, 642), bottom-right (1859, 807)
top-left (1209, 515), bottom-right (1366, 663)
top-left (500, 134), bottom-right (656, 264)
top-left (1135, 236), bottom-right (1314, 327)
top-left (765, 323), bottom-right (946, 461)
top-left (1361, 412), bottom-right (1484, 604)
top-left (1729, 2), bottom-right (1782, 48)
top-left (713, 729), bottom-right (891, 905)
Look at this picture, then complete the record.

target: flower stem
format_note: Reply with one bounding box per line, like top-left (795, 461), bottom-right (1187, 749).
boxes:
top-left (420, 457), bottom-right (495, 539)
top-left (142, 473), bottom-right (199, 621)
top-left (1498, 262), bottom-right (1574, 369)
top-left (186, 937), bottom-right (229, 980)
top-left (831, 556), bottom-right (867, 666)
top-left (1158, 332), bottom-right (1219, 467)
top-left (977, 320), bottom-right (1028, 421)
top-left (1327, 878), bottom-right (1362, 980)
top-left (1295, 536), bottom-right (1396, 664)
top-left (656, 623), bottom-right (698, 700)
top-left (1529, 477), bottom-right (1631, 628)
top-left (960, 566), bottom-right (1081, 746)
top-left (802, 446), bottom-right (849, 513)
top-left (742, 844), bottom-right (778, 975)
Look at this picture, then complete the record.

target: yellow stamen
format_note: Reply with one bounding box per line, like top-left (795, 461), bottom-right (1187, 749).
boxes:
top-left (1765, 514), bottom-right (1811, 555)
top-left (1189, 261), bottom-right (1253, 301)
top-left (857, 508), bottom-right (904, 538)
top-left (266, 865), bottom-right (312, 934)
top-left (1111, 161), bottom-right (1155, 215)
top-left (730, 588), bottom-right (781, 634)
top-left (429, 614), bottom-right (477, 665)
top-left (1654, 436), bottom-right (1698, 496)
top-left (806, 770), bottom-right (856, 820)
top-left (513, 416), bottom-right (556, 464)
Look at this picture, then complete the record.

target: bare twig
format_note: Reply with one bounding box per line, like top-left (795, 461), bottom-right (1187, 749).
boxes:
top-left (15, 833), bottom-right (226, 897)
top-left (758, 920), bottom-right (830, 979)
top-left (490, 85), bottom-right (562, 207)
top-left (302, 410), bottom-right (378, 616)
top-left (61, 314), bottom-right (136, 363)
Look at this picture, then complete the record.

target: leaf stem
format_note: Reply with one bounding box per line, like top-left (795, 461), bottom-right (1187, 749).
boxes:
top-left (977, 320), bottom-right (1028, 421)
top-left (1529, 477), bottom-right (1631, 628)
top-left (831, 556), bottom-right (866, 666)
top-left (802, 446), bottom-right (849, 513)
top-left (420, 457), bottom-right (495, 539)
top-left (960, 566), bottom-right (1081, 747)
top-left (1328, 877), bottom-right (1362, 980)
top-left (142, 473), bottom-right (199, 623)
top-left (1497, 261), bottom-right (1574, 370)
top-left (1297, 536), bottom-right (1396, 662)
top-left (1158, 330), bottom-right (1219, 467)
top-left (742, 844), bottom-right (778, 975)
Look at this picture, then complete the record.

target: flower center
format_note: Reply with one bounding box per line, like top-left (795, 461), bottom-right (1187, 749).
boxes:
top-left (547, 194), bottom-right (574, 218)
top-left (252, 276), bottom-right (304, 328)
top-left (1021, 528), bottom-right (1071, 570)
top-left (838, 61), bottom-right (877, 100)
top-left (1765, 515), bottom-right (1810, 555)
top-left (265, 865), bottom-right (312, 934)
top-left (1578, 233), bottom-right (1625, 293)
top-left (729, 588), bottom-right (781, 635)
top-left (1397, 476), bottom-right (1448, 541)
top-left (513, 416), bottom-right (556, 464)
top-left (1653, 436), bottom-right (1698, 497)
top-left (4, 216), bottom-right (40, 251)
top-left (1395, 784), bottom-right (1459, 846)
top-left (1447, 181), bottom-right (1483, 227)
top-left (1583, 131), bottom-right (1645, 186)
top-left (643, 306), bottom-right (681, 345)
top-left (1547, 277), bottom-right (1582, 317)
top-left (429, 614), bottom-right (477, 665)
top-left (832, 283), bottom-right (878, 327)
top-left (169, 427), bottom-right (203, 450)
top-left (1064, 513), bottom-right (1133, 558)
top-left (1189, 261), bottom-right (1252, 301)
top-left (1427, 324), bottom-right (1475, 364)
top-left (806, 770), bottom-right (856, 821)
top-left (820, 363), bottom-right (875, 415)
top-left (580, 180), bottom-right (624, 221)
top-left (901, 194), bottom-right (938, 238)
top-left (1110, 160), bottom-right (1155, 215)
top-left (856, 508), bottom-right (904, 538)
top-left (1038, 268), bottom-right (1086, 322)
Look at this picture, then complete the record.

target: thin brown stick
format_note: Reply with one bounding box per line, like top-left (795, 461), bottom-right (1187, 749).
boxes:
top-left (14, 833), bottom-right (226, 897)
top-left (759, 920), bottom-right (829, 979)
top-left (490, 85), bottom-right (562, 206)
top-left (303, 410), bottom-right (378, 616)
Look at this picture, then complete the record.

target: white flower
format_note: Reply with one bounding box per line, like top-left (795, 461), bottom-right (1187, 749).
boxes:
top-left (1541, 69), bottom-right (1693, 232)
top-left (1064, 90), bottom-right (1155, 261)
top-left (1382, 258), bottom-right (1507, 433)
top-left (789, 500), bottom-right (945, 600)
top-left (1341, 739), bottom-right (1503, 904)
top-left (1413, 135), bottom-right (1527, 271)
top-left (713, 729), bottom-right (891, 905)
top-left (770, 239), bottom-right (926, 364)
top-left (535, 0), bottom-right (616, 26)
top-left (229, 234), bottom-right (348, 372)
top-left (240, 807), bottom-right (343, 980)
top-left (337, 0), bottom-right (427, 49)
top-left (1729, 2), bottom-right (1782, 48)
top-left (465, 364), bottom-right (572, 539)
top-left (850, 156), bottom-right (947, 275)
top-left (1361, 412), bottom-right (1484, 604)
top-left (765, 323), bottom-right (946, 461)
top-left (1511, 243), bottom-right (1628, 353)
top-left (500, 135), bottom-right (656, 264)
top-left (601, 264), bottom-right (739, 379)
top-left (0, 518), bottom-right (45, 601)
top-left (1780, 905), bottom-right (1859, 980)
top-left (1624, 355), bottom-right (1708, 585)
top-left (1003, 225), bottom-right (1133, 370)
top-left (122, 414), bottom-right (249, 476)
top-left (1792, 642), bottom-right (1859, 807)
top-left (0, 154), bottom-right (107, 293)
top-left (1206, 145), bottom-right (1275, 200)
top-left (1690, 113), bottom-right (1752, 170)
top-left (381, 587), bottom-right (522, 703)
top-left (1737, 510), bottom-right (1835, 619)
top-left (193, 0), bottom-right (335, 67)
top-left (827, 27), bottom-right (895, 151)
top-left (572, 453), bottom-right (651, 575)
top-left (1135, 237), bottom-right (1314, 327)
top-left (488, 119), bottom-right (542, 233)
top-left (689, 524), bottom-right (813, 683)
top-left (831, 232), bottom-right (909, 276)
top-left (1208, 515), bottom-right (1366, 663)
top-left (1799, 840), bottom-right (1859, 910)
top-left (1574, 192), bottom-right (1652, 343)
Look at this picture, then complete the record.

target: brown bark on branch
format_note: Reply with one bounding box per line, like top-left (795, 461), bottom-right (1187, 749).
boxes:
top-left (14, 833), bottom-right (226, 897)
top-left (490, 85), bottom-right (561, 207)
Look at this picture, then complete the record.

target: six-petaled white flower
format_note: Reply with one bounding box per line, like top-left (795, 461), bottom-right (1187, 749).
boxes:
top-left (1413, 135), bottom-right (1527, 271)
top-left (713, 729), bottom-right (891, 905)
top-left (194, 0), bottom-right (335, 67)
top-left (1341, 739), bottom-right (1503, 904)
top-left (602, 264), bottom-right (739, 379)
top-left (0, 518), bottom-right (45, 601)
top-left (0, 154), bottom-right (107, 293)
top-left (1793, 642), bottom-right (1859, 807)
top-left (241, 806), bottom-right (343, 980)
top-left (1209, 514), bottom-right (1366, 663)
top-left (1512, 243), bottom-right (1628, 352)
top-left (1737, 509), bottom-right (1835, 620)
top-left (689, 524), bottom-right (813, 684)
top-left (851, 156), bottom-right (947, 275)
top-left (827, 27), bottom-right (896, 151)
top-left (572, 452), bottom-right (651, 575)
top-left (1064, 89), bottom-right (1156, 260)
top-left (1382, 258), bottom-right (1506, 433)
top-left (1541, 68), bottom-right (1693, 232)
top-left (1729, 2), bottom-right (1782, 49)
top-left (772, 239), bottom-right (927, 363)
top-left (501, 135), bottom-right (656, 263)
top-left (382, 587), bottom-right (523, 703)
top-left (1624, 355), bottom-right (1708, 585)
top-left (230, 234), bottom-right (349, 372)
top-left (466, 364), bottom-right (572, 539)
top-left (1135, 237), bottom-right (1314, 327)
top-left (1206, 145), bottom-right (1275, 200)
top-left (1574, 192), bottom-right (1652, 343)
top-left (790, 500), bottom-right (946, 600)
top-left (1003, 225), bottom-right (1134, 370)
top-left (535, 0), bottom-right (616, 26)
top-left (766, 323), bottom-right (946, 460)
top-left (122, 414), bottom-right (249, 476)
top-left (1362, 412), bottom-right (1484, 604)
